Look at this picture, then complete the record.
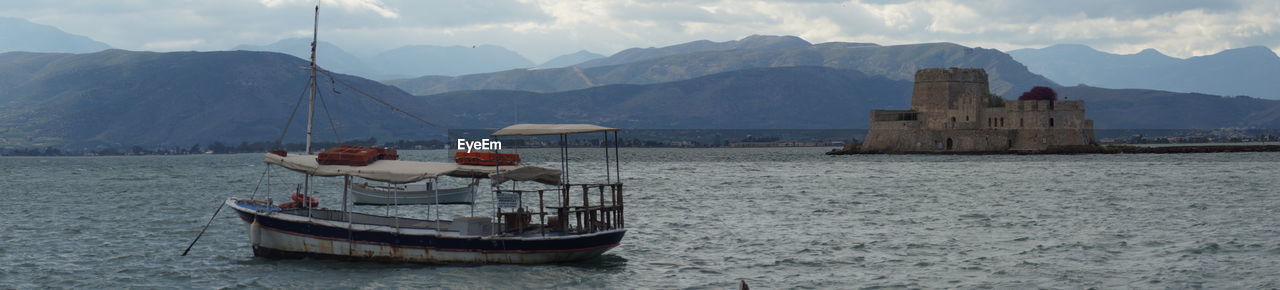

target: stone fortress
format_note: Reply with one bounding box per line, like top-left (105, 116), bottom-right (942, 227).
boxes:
top-left (856, 68), bottom-right (1096, 153)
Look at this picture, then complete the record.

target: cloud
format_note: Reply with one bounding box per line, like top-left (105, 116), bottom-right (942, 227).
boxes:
top-left (259, 0), bottom-right (399, 19)
top-left (142, 39), bottom-right (206, 51)
top-left (0, 0), bottom-right (1276, 61)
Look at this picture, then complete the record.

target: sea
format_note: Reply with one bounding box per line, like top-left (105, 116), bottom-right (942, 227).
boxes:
top-left (2, 147), bottom-right (1279, 288)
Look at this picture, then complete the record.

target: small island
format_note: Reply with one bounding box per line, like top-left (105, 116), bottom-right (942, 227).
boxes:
top-left (830, 67), bottom-right (1280, 155)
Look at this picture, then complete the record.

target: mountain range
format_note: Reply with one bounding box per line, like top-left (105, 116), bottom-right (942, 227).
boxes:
top-left (0, 49), bottom-right (453, 149)
top-left (416, 67), bottom-right (1280, 130)
top-left (0, 17), bottom-right (112, 54)
top-left (573, 35), bottom-right (813, 68)
top-left (1009, 44), bottom-right (1280, 99)
top-left (1057, 85), bottom-right (1280, 129)
top-left (386, 35), bottom-right (1057, 98)
top-left (538, 50), bottom-right (605, 68)
top-left (367, 44), bottom-right (535, 78)
top-left (3, 28), bottom-right (1280, 149)
top-left (233, 38), bottom-right (384, 80)
top-left (233, 39), bottom-right (591, 80)
top-left (419, 66), bottom-right (912, 129)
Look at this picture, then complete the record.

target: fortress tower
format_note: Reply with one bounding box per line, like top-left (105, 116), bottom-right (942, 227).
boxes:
top-left (911, 68), bottom-right (989, 112)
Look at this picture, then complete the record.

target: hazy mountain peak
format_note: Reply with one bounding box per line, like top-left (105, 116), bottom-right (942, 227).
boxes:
top-left (1135, 48), bottom-right (1165, 57)
top-left (1011, 44), bottom-right (1280, 99)
top-left (813, 42), bottom-right (880, 49)
top-left (735, 35), bottom-right (812, 50)
top-left (539, 50), bottom-right (605, 68)
top-left (1029, 44), bottom-right (1110, 57)
top-left (1043, 43), bottom-right (1096, 51)
top-left (0, 17), bottom-right (112, 53)
top-left (369, 44), bottom-right (535, 77)
top-left (1206, 45), bottom-right (1279, 59)
top-left (577, 34), bottom-right (814, 68)
top-left (233, 37), bottom-right (383, 79)
top-left (233, 37), bottom-right (347, 57)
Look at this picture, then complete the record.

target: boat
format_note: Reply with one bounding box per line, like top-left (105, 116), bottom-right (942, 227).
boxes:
top-left (220, 6), bottom-right (627, 264)
top-left (348, 181), bottom-right (476, 205)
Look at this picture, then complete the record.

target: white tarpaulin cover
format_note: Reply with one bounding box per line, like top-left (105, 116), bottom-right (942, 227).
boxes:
top-left (264, 153), bottom-right (560, 184)
top-left (491, 124), bottom-right (618, 136)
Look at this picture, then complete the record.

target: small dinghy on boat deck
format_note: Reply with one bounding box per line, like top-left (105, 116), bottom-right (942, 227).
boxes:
top-left (348, 181), bottom-right (476, 205)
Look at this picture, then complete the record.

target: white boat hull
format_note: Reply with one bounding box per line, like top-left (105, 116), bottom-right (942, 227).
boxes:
top-left (230, 198), bottom-right (624, 264)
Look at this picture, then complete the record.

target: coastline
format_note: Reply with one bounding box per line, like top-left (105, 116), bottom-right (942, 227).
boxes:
top-left (827, 144), bottom-right (1280, 155)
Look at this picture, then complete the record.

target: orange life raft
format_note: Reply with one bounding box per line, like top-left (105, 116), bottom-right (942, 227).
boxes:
top-left (454, 151), bottom-right (520, 166)
top-left (316, 145), bottom-right (398, 166)
top-left (278, 192), bottom-right (319, 209)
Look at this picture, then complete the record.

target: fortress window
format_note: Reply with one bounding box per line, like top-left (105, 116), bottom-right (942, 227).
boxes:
top-left (1050, 118), bottom-right (1055, 127)
top-left (951, 117), bottom-right (956, 123)
top-left (966, 116), bottom-right (970, 121)
top-left (1020, 118), bottom-right (1024, 127)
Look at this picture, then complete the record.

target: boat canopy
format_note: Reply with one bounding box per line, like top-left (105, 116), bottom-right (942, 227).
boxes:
top-left (264, 153), bottom-right (560, 184)
top-left (491, 124), bottom-right (618, 136)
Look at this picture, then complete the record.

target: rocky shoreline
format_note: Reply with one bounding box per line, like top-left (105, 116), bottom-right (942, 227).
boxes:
top-left (827, 143), bottom-right (1280, 155)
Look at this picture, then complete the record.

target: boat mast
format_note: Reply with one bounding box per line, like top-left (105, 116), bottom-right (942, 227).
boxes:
top-left (303, 5), bottom-right (319, 217)
top-left (305, 4), bottom-right (319, 155)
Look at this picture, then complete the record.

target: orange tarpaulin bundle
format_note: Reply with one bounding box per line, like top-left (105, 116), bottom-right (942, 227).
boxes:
top-left (317, 145), bottom-right (398, 166)
top-left (454, 151), bottom-right (520, 166)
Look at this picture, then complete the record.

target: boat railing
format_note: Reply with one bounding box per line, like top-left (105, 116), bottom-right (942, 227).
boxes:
top-left (493, 182), bottom-right (623, 236)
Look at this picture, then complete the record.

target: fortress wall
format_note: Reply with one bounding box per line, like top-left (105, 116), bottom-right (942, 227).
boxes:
top-left (1055, 100), bottom-right (1085, 111)
top-left (863, 127), bottom-right (1014, 152)
top-left (862, 119), bottom-right (927, 152)
top-left (872, 110), bottom-right (919, 122)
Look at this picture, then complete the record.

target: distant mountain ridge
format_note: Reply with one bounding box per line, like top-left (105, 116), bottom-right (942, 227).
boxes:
top-left (0, 49), bottom-right (453, 149)
top-left (1009, 44), bottom-right (1280, 99)
top-left (233, 38), bottom-right (384, 79)
top-left (539, 50), bottom-right (605, 68)
top-left (575, 35), bottom-right (813, 68)
top-left (417, 66), bottom-right (1280, 130)
top-left (420, 66), bottom-right (912, 129)
top-left (233, 40), bottom-right (538, 80)
top-left (0, 17), bottom-right (111, 54)
top-left (387, 37), bottom-right (1057, 98)
top-left (368, 45), bottom-right (535, 78)
top-left (1058, 85), bottom-right (1280, 129)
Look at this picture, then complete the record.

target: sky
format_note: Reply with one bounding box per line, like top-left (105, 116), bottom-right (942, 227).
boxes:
top-left (2, 0), bottom-right (1278, 63)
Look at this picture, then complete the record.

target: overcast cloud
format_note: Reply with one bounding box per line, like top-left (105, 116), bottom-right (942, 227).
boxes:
top-left (1, 0), bottom-right (1276, 62)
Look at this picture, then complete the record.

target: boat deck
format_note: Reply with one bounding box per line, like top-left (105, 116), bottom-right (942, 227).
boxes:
top-left (279, 208), bottom-right (457, 231)
top-left (273, 208), bottom-right (557, 237)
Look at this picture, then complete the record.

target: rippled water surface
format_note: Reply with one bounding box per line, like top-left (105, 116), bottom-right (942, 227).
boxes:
top-left (3, 148), bottom-right (1280, 288)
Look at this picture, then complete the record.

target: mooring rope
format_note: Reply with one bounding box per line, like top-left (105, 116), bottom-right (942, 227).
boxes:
top-left (181, 199), bottom-right (227, 256)
top-left (319, 70), bottom-right (445, 131)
